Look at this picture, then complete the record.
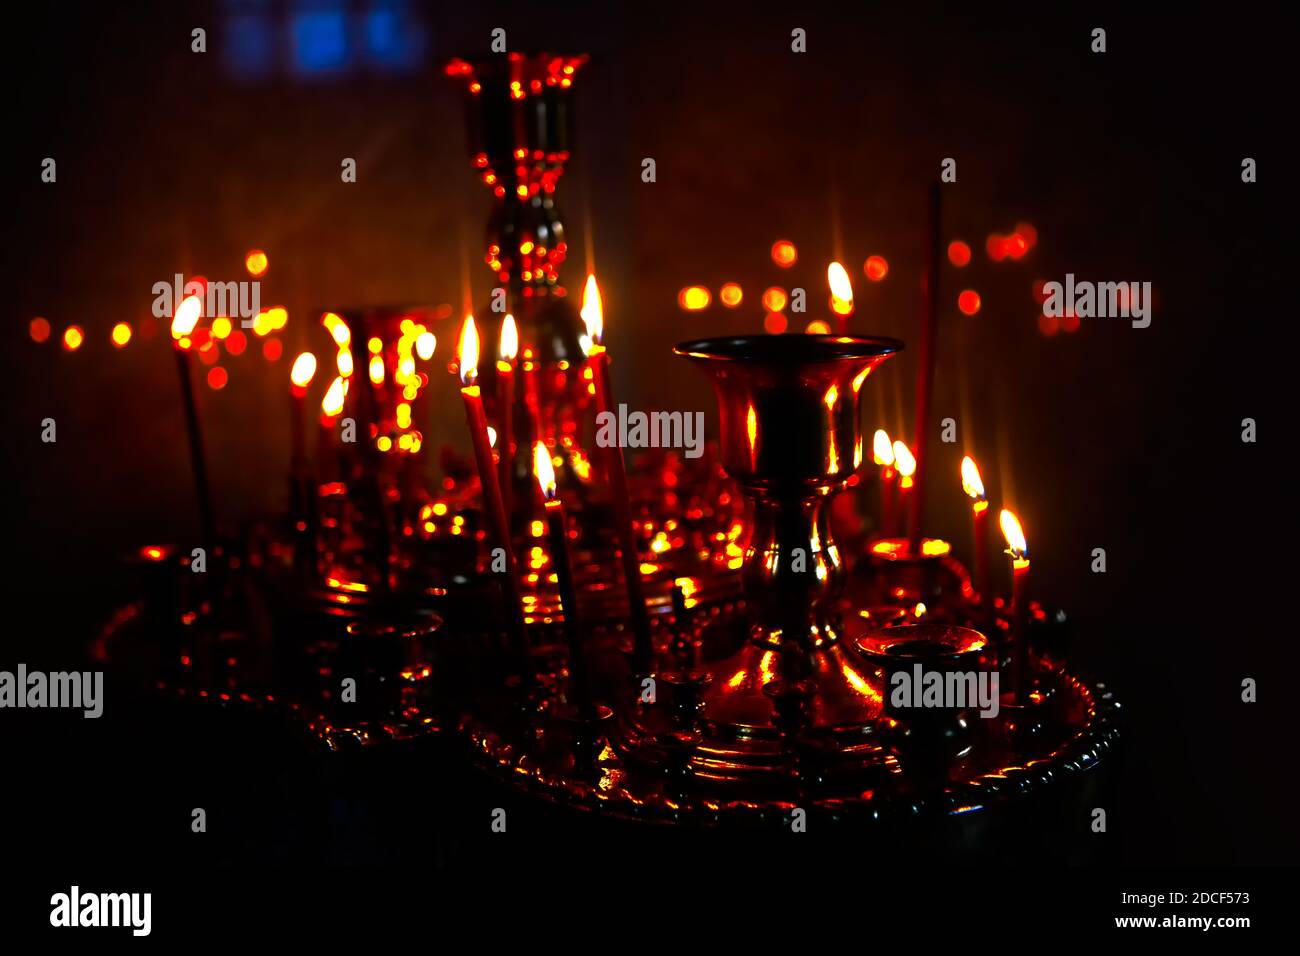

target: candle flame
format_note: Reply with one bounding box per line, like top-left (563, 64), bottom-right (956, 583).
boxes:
top-left (581, 274), bottom-right (603, 346)
top-left (327, 317), bottom-right (351, 347)
top-left (458, 315), bottom-right (480, 385)
top-left (290, 351), bottom-right (318, 388)
top-left (873, 429), bottom-right (894, 466)
top-left (892, 440), bottom-right (916, 478)
top-left (960, 455), bottom-right (986, 501)
top-left (828, 261), bottom-right (854, 311)
top-left (1000, 509), bottom-right (1028, 561)
top-left (499, 314), bottom-right (518, 362)
top-left (171, 294), bottom-right (203, 339)
top-left (415, 331), bottom-right (436, 361)
top-left (321, 375), bottom-right (347, 417)
top-left (533, 440), bottom-right (557, 500)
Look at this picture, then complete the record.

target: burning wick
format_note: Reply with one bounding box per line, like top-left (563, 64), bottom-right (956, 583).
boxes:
top-left (1000, 508), bottom-right (1031, 705)
top-left (456, 317), bottom-right (529, 666)
top-left (534, 440), bottom-right (593, 717)
top-left (496, 314), bottom-right (518, 518)
top-left (827, 261), bottom-right (854, 332)
top-left (582, 274), bottom-right (653, 672)
top-left (873, 429), bottom-right (896, 536)
top-left (892, 440), bottom-right (917, 547)
top-left (169, 293), bottom-right (215, 547)
top-left (961, 455), bottom-right (989, 610)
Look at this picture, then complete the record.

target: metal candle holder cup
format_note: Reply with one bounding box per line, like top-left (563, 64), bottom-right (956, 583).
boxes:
top-left (678, 335), bottom-right (901, 652)
top-left (675, 335), bottom-right (901, 731)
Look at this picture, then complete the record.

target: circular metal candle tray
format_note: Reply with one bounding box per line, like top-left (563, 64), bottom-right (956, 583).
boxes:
top-left (458, 603), bottom-right (1121, 828)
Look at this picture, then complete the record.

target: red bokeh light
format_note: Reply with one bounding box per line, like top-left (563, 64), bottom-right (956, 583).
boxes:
top-left (263, 338), bottom-right (283, 361)
top-left (957, 290), bottom-right (981, 315)
top-left (763, 312), bottom-right (788, 334)
top-left (947, 241), bottom-right (971, 267)
top-left (771, 241), bottom-right (797, 268)
top-left (30, 317), bottom-right (51, 343)
top-left (225, 331), bottom-right (247, 356)
top-left (863, 255), bottom-right (888, 281)
top-left (207, 367), bottom-right (228, 390)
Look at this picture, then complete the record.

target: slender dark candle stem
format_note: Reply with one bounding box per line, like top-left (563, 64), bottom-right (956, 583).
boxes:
top-left (497, 366), bottom-right (514, 520)
top-left (590, 347), bottom-right (653, 672)
top-left (462, 386), bottom-right (530, 667)
top-left (1011, 562), bottom-right (1030, 705)
top-left (546, 499), bottom-right (593, 718)
top-left (174, 348), bottom-right (215, 547)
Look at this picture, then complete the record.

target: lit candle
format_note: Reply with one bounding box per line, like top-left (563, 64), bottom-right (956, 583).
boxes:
top-left (289, 352), bottom-right (318, 473)
top-left (456, 316), bottom-right (529, 661)
top-left (960, 455), bottom-right (989, 609)
top-left (318, 374), bottom-right (348, 478)
top-left (873, 429), bottom-right (896, 536)
top-left (534, 440), bottom-right (593, 717)
top-left (289, 352), bottom-right (318, 550)
top-left (999, 508), bottom-right (1031, 705)
top-left (892, 439), bottom-right (916, 546)
top-left (170, 292), bottom-right (216, 547)
top-left (496, 314), bottom-right (518, 519)
top-left (827, 261), bottom-right (854, 335)
top-left (582, 275), bottom-right (653, 672)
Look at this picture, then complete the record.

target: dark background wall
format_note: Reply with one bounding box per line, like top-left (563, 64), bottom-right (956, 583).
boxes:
top-left (2, 2), bottom-right (1292, 864)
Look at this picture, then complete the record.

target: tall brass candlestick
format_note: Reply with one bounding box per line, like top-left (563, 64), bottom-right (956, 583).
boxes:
top-left (456, 316), bottom-right (529, 666)
top-left (534, 441), bottom-right (593, 718)
top-left (582, 276), bottom-right (653, 673)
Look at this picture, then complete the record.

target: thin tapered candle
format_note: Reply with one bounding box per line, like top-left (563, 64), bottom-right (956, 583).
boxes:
top-left (909, 182), bottom-right (942, 553)
top-left (961, 455), bottom-right (989, 608)
top-left (496, 314), bottom-right (518, 520)
top-left (171, 293), bottom-right (215, 547)
top-left (457, 316), bottom-right (529, 663)
top-left (289, 352), bottom-right (318, 563)
top-left (873, 429), bottom-right (896, 537)
top-left (582, 275), bottom-right (653, 672)
top-left (1000, 508), bottom-right (1031, 705)
top-left (892, 439), bottom-right (916, 546)
top-left (534, 440), bottom-right (593, 718)
top-left (290, 352), bottom-right (317, 473)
